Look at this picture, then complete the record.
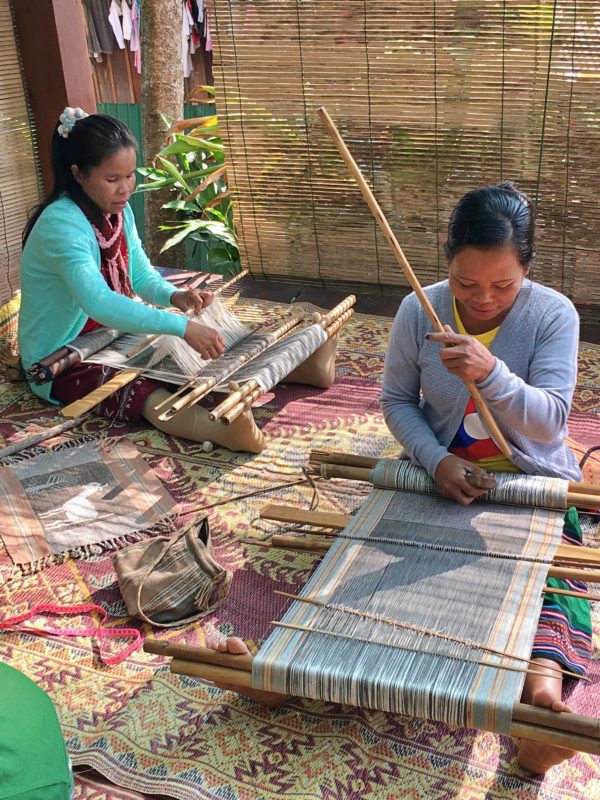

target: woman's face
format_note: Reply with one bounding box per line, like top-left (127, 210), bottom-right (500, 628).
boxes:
top-left (71, 146), bottom-right (136, 214)
top-left (448, 245), bottom-right (529, 331)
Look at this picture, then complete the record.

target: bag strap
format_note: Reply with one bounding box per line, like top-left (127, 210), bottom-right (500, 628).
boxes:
top-left (0, 603), bottom-right (142, 665)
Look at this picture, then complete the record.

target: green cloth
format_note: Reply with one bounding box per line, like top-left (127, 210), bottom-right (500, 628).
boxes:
top-left (18, 197), bottom-right (187, 402)
top-left (0, 662), bottom-right (72, 800)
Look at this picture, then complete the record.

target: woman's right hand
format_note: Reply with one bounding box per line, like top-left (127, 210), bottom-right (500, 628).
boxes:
top-left (184, 320), bottom-right (225, 360)
top-left (434, 454), bottom-right (490, 506)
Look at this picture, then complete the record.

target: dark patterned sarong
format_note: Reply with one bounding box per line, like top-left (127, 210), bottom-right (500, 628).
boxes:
top-left (52, 363), bottom-right (162, 423)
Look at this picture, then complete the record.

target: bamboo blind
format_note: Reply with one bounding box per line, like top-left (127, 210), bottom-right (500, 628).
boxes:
top-left (209, 1), bottom-right (600, 303)
top-left (0, 0), bottom-right (41, 305)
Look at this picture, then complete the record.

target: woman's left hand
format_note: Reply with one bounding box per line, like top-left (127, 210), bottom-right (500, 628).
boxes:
top-left (171, 288), bottom-right (214, 315)
top-left (427, 325), bottom-right (496, 383)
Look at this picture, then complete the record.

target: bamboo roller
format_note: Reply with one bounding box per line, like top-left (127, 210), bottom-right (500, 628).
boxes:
top-left (142, 642), bottom-right (600, 754)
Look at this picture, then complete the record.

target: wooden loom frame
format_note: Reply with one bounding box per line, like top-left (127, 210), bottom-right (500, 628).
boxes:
top-left (144, 457), bottom-right (600, 755)
top-left (59, 276), bottom-right (357, 424)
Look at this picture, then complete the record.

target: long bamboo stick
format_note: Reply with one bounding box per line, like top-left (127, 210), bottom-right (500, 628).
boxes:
top-left (318, 106), bottom-right (511, 458)
top-left (143, 642), bottom-right (600, 753)
top-left (0, 416), bottom-right (87, 459)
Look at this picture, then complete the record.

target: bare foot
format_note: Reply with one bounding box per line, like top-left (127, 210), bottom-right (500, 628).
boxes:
top-left (211, 637), bottom-right (288, 707)
top-left (517, 657), bottom-right (576, 773)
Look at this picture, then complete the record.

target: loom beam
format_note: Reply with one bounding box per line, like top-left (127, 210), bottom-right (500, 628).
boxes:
top-left (259, 505), bottom-right (600, 583)
top-left (307, 452), bottom-right (600, 511)
top-left (143, 641), bottom-right (600, 755)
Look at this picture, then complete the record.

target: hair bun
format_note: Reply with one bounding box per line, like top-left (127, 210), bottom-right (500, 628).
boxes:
top-left (57, 107), bottom-right (89, 139)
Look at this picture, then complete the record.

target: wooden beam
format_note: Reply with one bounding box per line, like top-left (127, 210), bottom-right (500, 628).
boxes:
top-left (12, 0), bottom-right (96, 194)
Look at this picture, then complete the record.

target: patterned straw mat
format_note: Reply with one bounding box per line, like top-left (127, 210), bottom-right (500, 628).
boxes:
top-left (0, 295), bottom-right (599, 800)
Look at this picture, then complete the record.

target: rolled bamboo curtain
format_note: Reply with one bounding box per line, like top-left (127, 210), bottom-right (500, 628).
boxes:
top-left (209, 1), bottom-right (600, 305)
top-left (0, 0), bottom-right (42, 305)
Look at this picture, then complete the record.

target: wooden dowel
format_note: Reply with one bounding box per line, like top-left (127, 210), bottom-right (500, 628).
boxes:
top-left (548, 566), bottom-right (600, 583)
top-left (0, 416), bottom-right (86, 459)
top-left (152, 376), bottom-right (215, 415)
top-left (567, 492), bottom-right (600, 510)
top-left (260, 503), bottom-right (349, 529)
top-left (509, 720), bottom-right (600, 755)
top-left (209, 380), bottom-right (260, 422)
top-left (324, 309), bottom-right (354, 338)
top-left (309, 450), bottom-right (379, 469)
top-left (544, 586), bottom-right (600, 601)
top-left (144, 640), bottom-right (253, 672)
top-left (60, 369), bottom-right (142, 418)
top-left (318, 106), bottom-right (511, 458)
top-left (319, 296), bottom-right (356, 328)
top-left (221, 386), bottom-right (264, 425)
top-left (170, 659), bottom-right (255, 688)
top-left (271, 535), bottom-right (331, 553)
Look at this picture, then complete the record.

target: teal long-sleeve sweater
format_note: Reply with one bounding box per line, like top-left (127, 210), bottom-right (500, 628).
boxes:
top-left (18, 197), bottom-right (187, 402)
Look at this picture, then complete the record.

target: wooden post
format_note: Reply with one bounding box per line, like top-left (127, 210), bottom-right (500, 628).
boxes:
top-left (11, 0), bottom-right (96, 194)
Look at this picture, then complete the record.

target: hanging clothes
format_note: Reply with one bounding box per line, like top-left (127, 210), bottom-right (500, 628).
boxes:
top-left (82, 0), bottom-right (114, 55)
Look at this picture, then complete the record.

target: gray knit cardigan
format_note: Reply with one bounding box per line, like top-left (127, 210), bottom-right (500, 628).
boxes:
top-left (381, 279), bottom-right (582, 481)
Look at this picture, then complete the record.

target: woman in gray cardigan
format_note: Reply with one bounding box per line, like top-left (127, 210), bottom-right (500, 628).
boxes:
top-left (381, 183), bottom-right (591, 773)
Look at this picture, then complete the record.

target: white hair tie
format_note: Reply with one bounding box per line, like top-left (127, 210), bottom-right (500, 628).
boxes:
top-left (57, 107), bottom-right (89, 139)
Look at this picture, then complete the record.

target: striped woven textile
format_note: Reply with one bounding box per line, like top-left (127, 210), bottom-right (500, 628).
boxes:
top-left (0, 438), bottom-right (177, 569)
top-left (370, 458), bottom-right (570, 510)
top-left (254, 487), bottom-right (564, 734)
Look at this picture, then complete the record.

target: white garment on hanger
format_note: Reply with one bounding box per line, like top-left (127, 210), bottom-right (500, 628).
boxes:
top-left (121, 0), bottom-right (132, 41)
top-left (108, 0), bottom-right (125, 48)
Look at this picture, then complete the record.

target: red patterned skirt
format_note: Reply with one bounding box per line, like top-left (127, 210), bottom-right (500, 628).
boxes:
top-left (52, 363), bottom-right (162, 423)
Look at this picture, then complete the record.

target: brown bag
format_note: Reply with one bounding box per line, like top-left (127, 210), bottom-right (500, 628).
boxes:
top-left (113, 518), bottom-right (232, 627)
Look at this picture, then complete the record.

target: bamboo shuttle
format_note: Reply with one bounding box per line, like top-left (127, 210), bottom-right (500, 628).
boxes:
top-left (317, 107), bottom-right (511, 458)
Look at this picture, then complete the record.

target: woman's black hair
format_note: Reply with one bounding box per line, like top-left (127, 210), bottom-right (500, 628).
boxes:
top-left (23, 113), bottom-right (137, 245)
top-left (444, 181), bottom-right (535, 267)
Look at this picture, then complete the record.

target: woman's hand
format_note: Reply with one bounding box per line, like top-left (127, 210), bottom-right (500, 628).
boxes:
top-left (184, 320), bottom-right (225, 360)
top-left (434, 454), bottom-right (491, 506)
top-left (171, 288), bottom-right (214, 315)
top-left (426, 325), bottom-right (496, 383)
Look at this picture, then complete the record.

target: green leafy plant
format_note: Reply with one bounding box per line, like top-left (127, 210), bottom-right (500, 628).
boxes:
top-left (136, 88), bottom-right (240, 275)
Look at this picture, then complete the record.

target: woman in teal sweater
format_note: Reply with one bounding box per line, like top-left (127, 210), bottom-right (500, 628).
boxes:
top-left (19, 109), bottom-right (263, 451)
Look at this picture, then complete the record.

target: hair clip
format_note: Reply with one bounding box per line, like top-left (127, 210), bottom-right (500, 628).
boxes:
top-left (57, 107), bottom-right (89, 139)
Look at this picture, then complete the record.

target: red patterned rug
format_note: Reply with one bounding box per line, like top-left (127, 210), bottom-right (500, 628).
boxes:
top-left (1, 297), bottom-right (599, 800)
